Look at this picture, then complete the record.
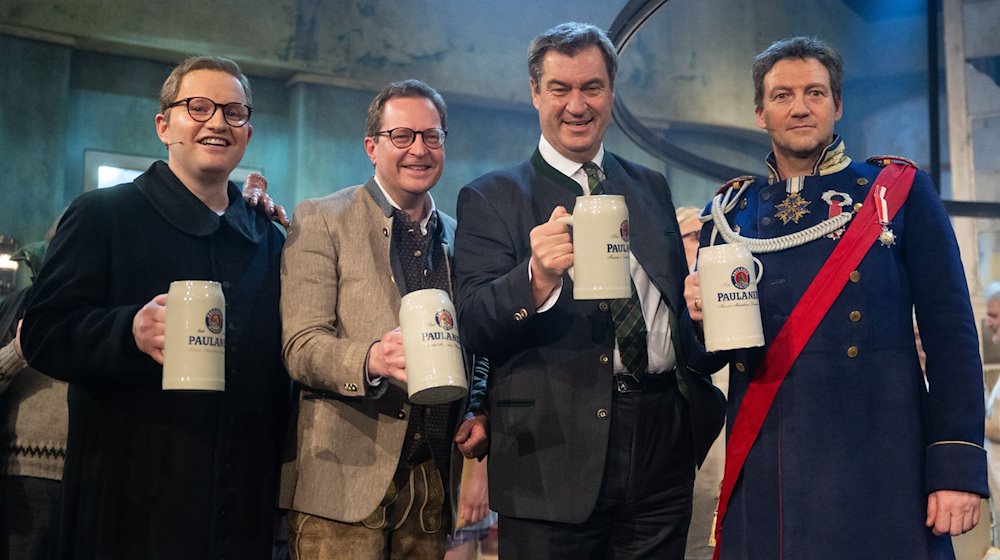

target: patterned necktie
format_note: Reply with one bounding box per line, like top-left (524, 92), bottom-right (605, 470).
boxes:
top-left (582, 162), bottom-right (649, 379)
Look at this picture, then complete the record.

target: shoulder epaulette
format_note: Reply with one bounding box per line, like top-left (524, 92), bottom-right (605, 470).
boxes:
top-left (866, 155), bottom-right (918, 168)
top-left (716, 175), bottom-right (757, 196)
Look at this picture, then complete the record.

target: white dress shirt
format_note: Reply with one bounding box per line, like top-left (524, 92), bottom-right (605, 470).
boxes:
top-left (534, 135), bottom-right (676, 374)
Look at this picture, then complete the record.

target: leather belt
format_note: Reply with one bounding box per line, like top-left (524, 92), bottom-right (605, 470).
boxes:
top-left (614, 370), bottom-right (677, 394)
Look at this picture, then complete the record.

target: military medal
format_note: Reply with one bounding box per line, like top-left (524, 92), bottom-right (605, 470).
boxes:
top-left (774, 176), bottom-right (811, 225)
top-left (873, 185), bottom-right (896, 247)
top-left (821, 190), bottom-right (852, 239)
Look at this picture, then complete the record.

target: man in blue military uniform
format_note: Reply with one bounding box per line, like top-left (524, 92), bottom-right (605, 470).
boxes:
top-left (685, 36), bottom-right (987, 560)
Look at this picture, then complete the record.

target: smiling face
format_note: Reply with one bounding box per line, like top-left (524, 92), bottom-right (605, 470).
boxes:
top-left (155, 69), bottom-right (252, 188)
top-left (755, 57), bottom-right (842, 175)
top-left (531, 44), bottom-right (613, 163)
top-left (364, 95), bottom-right (445, 210)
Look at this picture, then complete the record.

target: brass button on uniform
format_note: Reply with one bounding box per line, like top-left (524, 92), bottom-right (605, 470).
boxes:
top-left (761, 191), bottom-right (771, 201)
top-left (847, 345), bottom-right (859, 358)
top-left (849, 310), bottom-right (862, 322)
top-left (853, 202), bottom-right (863, 212)
top-left (849, 271), bottom-right (861, 283)
top-left (857, 177), bottom-right (869, 186)
top-left (598, 301), bottom-right (610, 312)
top-left (740, 198), bottom-right (748, 209)
top-left (599, 354), bottom-right (611, 365)
top-left (596, 409), bottom-right (609, 419)
top-left (761, 217), bottom-right (772, 226)
top-left (734, 362), bottom-right (746, 373)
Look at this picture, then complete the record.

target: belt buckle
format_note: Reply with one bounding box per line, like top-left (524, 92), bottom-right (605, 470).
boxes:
top-left (616, 372), bottom-right (643, 393)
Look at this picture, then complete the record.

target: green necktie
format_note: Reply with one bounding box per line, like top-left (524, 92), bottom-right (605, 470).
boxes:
top-left (582, 162), bottom-right (649, 379)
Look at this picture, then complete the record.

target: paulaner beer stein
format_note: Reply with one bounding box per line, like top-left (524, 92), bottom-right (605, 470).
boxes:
top-left (557, 195), bottom-right (631, 300)
top-left (398, 288), bottom-right (469, 405)
top-left (697, 243), bottom-right (765, 352)
top-left (163, 280), bottom-right (226, 391)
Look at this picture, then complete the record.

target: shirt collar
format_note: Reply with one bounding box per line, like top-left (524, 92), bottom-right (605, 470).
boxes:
top-left (538, 134), bottom-right (606, 189)
top-left (372, 174), bottom-right (436, 235)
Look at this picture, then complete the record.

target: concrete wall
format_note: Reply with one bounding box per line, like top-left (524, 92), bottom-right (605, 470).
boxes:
top-left (0, 0), bottom-right (943, 250)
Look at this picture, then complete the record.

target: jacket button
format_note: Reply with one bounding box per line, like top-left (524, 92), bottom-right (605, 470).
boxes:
top-left (397, 410), bottom-right (406, 420)
top-left (849, 310), bottom-right (861, 322)
top-left (849, 270), bottom-right (861, 283)
top-left (383, 227), bottom-right (389, 237)
top-left (734, 362), bottom-right (746, 372)
top-left (761, 217), bottom-right (772, 226)
top-left (760, 191), bottom-right (771, 201)
top-left (857, 177), bottom-right (869, 186)
top-left (599, 354), bottom-right (610, 365)
top-left (853, 202), bottom-right (863, 212)
top-left (599, 301), bottom-right (610, 312)
top-left (597, 409), bottom-right (608, 419)
top-left (847, 346), bottom-right (859, 358)
top-left (513, 308), bottom-right (527, 321)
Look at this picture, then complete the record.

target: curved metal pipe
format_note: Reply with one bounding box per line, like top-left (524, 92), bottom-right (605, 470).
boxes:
top-left (608, 0), bottom-right (757, 181)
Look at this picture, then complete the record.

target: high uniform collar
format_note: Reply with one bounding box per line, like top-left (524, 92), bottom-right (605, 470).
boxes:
top-left (134, 160), bottom-right (269, 242)
top-left (765, 135), bottom-right (852, 184)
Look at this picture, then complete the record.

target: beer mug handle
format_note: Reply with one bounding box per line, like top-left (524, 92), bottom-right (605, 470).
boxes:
top-left (555, 215), bottom-right (575, 281)
top-left (752, 256), bottom-right (764, 282)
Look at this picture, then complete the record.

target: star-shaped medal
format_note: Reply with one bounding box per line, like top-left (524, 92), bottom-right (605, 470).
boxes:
top-left (774, 192), bottom-right (812, 225)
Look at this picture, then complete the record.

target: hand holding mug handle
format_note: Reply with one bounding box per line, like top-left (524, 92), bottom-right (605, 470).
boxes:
top-left (684, 271), bottom-right (703, 322)
top-left (528, 207), bottom-right (573, 307)
top-left (555, 215), bottom-right (575, 280)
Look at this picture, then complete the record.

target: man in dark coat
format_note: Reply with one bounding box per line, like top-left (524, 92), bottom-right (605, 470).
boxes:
top-left (453, 22), bottom-right (725, 559)
top-left (21, 56), bottom-right (288, 560)
top-left (685, 37), bottom-right (987, 560)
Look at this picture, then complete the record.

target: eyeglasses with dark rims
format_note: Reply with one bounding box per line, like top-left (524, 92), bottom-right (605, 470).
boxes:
top-left (375, 127), bottom-right (447, 149)
top-left (166, 97), bottom-right (253, 127)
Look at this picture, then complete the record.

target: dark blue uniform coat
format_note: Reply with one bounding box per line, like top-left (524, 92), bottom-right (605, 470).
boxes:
top-left (698, 142), bottom-right (987, 560)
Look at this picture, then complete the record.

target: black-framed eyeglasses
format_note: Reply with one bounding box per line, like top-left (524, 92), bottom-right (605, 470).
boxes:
top-left (167, 97), bottom-right (253, 127)
top-left (376, 127), bottom-right (447, 149)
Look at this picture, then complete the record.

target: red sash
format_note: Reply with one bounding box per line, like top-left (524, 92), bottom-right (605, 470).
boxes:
top-left (711, 163), bottom-right (917, 559)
